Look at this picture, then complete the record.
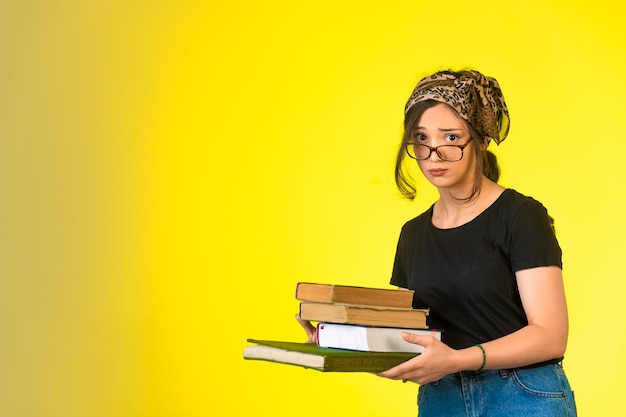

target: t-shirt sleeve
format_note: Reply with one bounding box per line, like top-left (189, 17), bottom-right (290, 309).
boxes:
top-left (389, 227), bottom-right (409, 289)
top-left (508, 198), bottom-right (562, 272)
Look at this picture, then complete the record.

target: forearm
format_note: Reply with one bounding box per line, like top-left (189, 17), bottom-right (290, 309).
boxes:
top-left (456, 322), bottom-right (568, 372)
top-left (379, 319), bottom-right (567, 385)
top-left (462, 266), bottom-right (569, 371)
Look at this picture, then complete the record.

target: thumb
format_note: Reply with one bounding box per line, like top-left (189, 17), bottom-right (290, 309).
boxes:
top-left (295, 314), bottom-right (317, 343)
top-left (402, 332), bottom-right (433, 347)
top-left (295, 314), bottom-right (314, 330)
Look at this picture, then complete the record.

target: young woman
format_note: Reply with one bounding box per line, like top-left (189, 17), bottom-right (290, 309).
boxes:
top-left (376, 69), bottom-right (577, 416)
top-left (298, 69), bottom-right (576, 416)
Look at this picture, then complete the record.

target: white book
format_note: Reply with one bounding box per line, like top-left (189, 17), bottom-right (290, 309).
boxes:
top-left (316, 322), bottom-right (442, 353)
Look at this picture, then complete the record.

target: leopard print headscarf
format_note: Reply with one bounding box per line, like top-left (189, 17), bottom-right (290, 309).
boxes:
top-left (404, 70), bottom-right (510, 145)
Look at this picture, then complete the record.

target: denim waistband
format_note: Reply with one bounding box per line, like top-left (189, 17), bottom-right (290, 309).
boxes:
top-left (451, 357), bottom-right (563, 378)
top-left (517, 357), bottom-right (563, 369)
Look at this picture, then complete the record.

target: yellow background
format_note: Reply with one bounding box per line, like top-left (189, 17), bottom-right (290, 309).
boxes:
top-left (0, 0), bottom-right (623, 415)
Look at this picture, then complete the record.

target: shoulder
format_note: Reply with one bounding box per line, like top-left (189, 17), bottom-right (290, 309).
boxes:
top-left (402, 205), bottom-right (433, 231)
top-left (499, 188), bottom-right (543, 205)
top-left (499, 189), bottom-right (556, 235)
top-left (395, 205), bottom-right (434, 244)
top-left (497, 189), bottom-right (550, 216)
top-left (500, 190), bottom-right (562, 269)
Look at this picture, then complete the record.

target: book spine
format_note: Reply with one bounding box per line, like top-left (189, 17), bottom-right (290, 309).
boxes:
top-left (299, 302), bottom-right (428, 328)
top-left (295, 282), bottom-right (415, 308)
top-left (324, 353), bottom-right (416, 372)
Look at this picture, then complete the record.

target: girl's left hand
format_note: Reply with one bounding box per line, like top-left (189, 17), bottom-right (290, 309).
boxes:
top-left (295, 314), bottom-right (317, 344)
top-left (377, 332), bottom-right (462, 385)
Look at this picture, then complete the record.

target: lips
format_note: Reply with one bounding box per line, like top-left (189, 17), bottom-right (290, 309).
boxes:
top-left (428, 169), bottom-right (447, 177)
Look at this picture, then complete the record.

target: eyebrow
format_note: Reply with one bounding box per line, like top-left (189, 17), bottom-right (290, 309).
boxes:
top-left (414, 126), bottom-right (464, 132)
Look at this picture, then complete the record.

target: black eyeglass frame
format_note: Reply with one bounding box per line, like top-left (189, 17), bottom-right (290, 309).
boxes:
top-left (404, 139), bottom-right (473, 162)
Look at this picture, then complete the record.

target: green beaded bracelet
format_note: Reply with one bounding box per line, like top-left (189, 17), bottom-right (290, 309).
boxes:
top-left (475, 344), bottom-right (486, 371)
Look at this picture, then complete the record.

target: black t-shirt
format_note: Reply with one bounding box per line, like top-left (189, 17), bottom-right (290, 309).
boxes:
top-left (390, 189), bottom-right (562, 349)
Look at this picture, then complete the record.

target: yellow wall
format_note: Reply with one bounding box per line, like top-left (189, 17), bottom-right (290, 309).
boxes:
top-left (0, 0), bottom-right (624, 415)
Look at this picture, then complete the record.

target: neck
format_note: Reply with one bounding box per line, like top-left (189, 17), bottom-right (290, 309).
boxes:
top-left (432, 179), bottom-right (504, 229)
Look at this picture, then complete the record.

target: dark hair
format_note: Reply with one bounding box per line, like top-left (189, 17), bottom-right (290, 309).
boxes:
top-left (394, 99), bottom-right (500, 201)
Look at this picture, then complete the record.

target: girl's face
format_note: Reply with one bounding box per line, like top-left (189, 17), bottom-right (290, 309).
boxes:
top-left (410, 103), bottom-right (477, 191)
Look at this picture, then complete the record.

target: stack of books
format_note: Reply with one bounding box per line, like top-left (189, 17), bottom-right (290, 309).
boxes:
top-left (244, 282), bottom-right (441, 372)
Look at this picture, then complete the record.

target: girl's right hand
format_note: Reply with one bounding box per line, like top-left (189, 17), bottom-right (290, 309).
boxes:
top-left (295, 314), bottom-right (317, 343)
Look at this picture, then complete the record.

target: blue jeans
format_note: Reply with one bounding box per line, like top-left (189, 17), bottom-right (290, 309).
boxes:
top-left (417, 363), bottom-right (577, 417)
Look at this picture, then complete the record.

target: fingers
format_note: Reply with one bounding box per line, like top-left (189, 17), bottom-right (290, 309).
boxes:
top-left (402, 332), bottom-right (432, 347)
top-left (295, 314), bottom-right (310, 327)
top-left (295, 314), bottom-right (316, 343)
top-left (378, 335), bottom-right (452, 385)
top-left (376, 356), bottom-right (419, 381)
top-left (295, 314), bottom-right (315, 332)
top-left (376, 335), bottom-right (432, 382)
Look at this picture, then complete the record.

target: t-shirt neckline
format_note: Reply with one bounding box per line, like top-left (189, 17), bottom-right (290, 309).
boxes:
top-left (428, 188), bottom-right (511, 231)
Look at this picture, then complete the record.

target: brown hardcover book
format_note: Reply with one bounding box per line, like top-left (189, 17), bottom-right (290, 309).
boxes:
top-left (299, 301), bottom-right (428, 329)
top-left (295, 282), bottom-right (414, 308)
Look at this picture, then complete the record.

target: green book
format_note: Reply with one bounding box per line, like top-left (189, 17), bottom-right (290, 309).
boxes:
top-left (243, 339), bottom-right (418, 372)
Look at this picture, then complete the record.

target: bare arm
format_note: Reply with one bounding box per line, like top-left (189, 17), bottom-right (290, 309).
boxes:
top-left (477, 265), bottom-right (568, 368)
top-left (378, 265), bottom-right (569, 384)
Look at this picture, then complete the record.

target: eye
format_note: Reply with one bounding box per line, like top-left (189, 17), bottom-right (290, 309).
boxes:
top-left (412, 133), bottom-right (428, 143)
top-left (445, 134), bottom-right (459, 142)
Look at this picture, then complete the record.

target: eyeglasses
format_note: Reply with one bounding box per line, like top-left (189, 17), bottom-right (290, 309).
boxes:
top-left (405, 140), bottom-right (472, 162)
